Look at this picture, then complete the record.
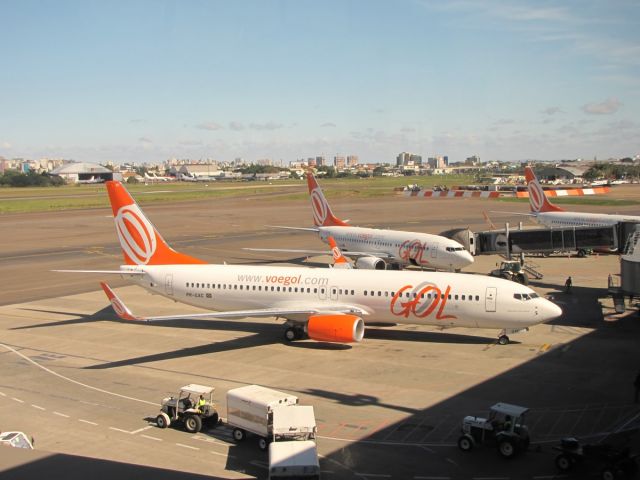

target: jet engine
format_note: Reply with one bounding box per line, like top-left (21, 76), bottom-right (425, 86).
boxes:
top-left (355, 256), bottom-right (387, 270)
top-left (307, 314), bottom-right (364, 343)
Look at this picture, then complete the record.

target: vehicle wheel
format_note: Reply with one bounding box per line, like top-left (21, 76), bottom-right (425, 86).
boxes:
top-left (156, 412), bottom-right (170, 429)
top-left (498, 439), bottom-right (516, 458)
top-left (501, 272), bottom-right (511, 280)
top-left (555, 454), bottom-right (573, 472)
top-left (184, 414), bottom-right (202, 433)
top-left (577, 249), bottom-right (587, 258)
top-left (498, 335), bottom-right (510, 346)
top-left (284, 328), bottom-right (296, 342)
top-left (518, 273), bottom-right (529, 285)
top-left (258, 437), bottom-right (269, 451)
top-left (458, 435), bottom-right (474, 452)
top-left (601, 468), bottom-right (615, 480)
top-left (232, 428), bottom-right (245, 442)
top-left (205, 411), bottom-right (219, 428)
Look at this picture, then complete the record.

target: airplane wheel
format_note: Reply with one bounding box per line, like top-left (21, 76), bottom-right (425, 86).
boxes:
top-left (498, 335), bottom-right (510, 345)
top-left (284, 328), bottom-right (296, 342)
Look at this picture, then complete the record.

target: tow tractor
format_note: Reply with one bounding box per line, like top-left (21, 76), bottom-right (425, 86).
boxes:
top-left (489, 260), bottom-right (529, 285)
top-left (156, 384), bottom-right (219, 433)
top-left (457, 403), bottom-right (530, 459)
top-left (554, 437), bottom-right (638, 479)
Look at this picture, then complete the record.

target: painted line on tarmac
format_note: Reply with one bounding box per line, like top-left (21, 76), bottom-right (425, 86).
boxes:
top-left (11, 397), bottom-right (24, 403)
top-left (78, 419), bottom-right (98, 426)
top-left (109, 427), bottom-right (132, 434)
top-left (0, 342), bottom-right (156, 406)
top-left (0, 391), bottom-right (6, 397)
top-left (141, 434), bottom-right (162, 442)
top-left (53, 411), bottom-right (70, 418)
top-left (31, 404), bottom-right (46, 410)
top-left (130, 425), bottom-right (153, 435)
top-left (414, 477), bottom-right (451, 480)
top-left (355, 474), bottom-right (391, 478)
top-left (176, 443), bottom-right (199, 451)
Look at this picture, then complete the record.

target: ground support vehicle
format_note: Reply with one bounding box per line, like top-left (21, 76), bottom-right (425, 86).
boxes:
top-left (0, 431), bottom-right (34, 449)
top-left (156, 384), bottom-right (219, 433)
top-left (269, 440), bottom-right (320, 479)
top-left (227, 384), bottom-right (299, 450)
top-left (457, 403), bottom-right (530, 459)
top-left (489, 260), bottom-right (529, 285)
top-left (554, 437), bottom-right (638, 479)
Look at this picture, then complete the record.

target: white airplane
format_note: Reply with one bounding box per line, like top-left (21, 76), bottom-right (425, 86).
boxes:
top-left (525, 166), bottom-right (640, 227)
top-left (77, 176), bottom-right (105, 184)
top-left (144, 172), bottom-right (172, 182)
top-left (57, 181), bottom-right (561, 345)
top-left (246, 172), bottom-right (474, 271)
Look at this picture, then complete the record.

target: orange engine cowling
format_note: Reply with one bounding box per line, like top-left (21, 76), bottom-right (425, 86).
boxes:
top-left (307, 314), bottom-right (364, 343)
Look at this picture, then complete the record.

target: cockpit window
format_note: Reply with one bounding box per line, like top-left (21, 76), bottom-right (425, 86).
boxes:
top-left (514, 293), bottom-right (539, 301)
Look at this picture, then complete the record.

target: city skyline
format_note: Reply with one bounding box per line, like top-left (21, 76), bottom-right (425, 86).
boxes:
top-left (1, 1), bottom-right (639, 164)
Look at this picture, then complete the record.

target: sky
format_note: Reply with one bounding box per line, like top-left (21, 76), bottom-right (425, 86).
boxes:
top-left (1, 0), bottom-right (639, 164)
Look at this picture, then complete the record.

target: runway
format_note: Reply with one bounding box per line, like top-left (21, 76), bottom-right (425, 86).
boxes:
top-left (1, 188), bottom-right (639, 479)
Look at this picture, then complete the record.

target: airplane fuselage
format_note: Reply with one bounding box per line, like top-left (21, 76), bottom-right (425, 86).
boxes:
top-left (125, 264), bottom-right (560, 330)
top-left (536, 211), bottom-right (640, 228)
top-left (317, 226), bottom-right (474, 271)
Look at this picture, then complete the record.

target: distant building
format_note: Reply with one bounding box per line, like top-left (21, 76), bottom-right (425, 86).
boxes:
top-left (347, 155), bottom-right (359, 166)
top-left (316, 156), bottom-right (326, 167)
top-left (334, 155), bottom-right (345, 169)
top-left (307, 157), bottom-right (316, 166)
top-left (465, 155), bottom-right (481, 166)
top-left (50, 162), bottom-right (118, 183)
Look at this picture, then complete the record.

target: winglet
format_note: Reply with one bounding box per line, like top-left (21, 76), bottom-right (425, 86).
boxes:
top-left (524, 167), bottom-right (564, 213)
top-left (306, 171), bottom-right (349, 227)
top-left (100, 282), bottom-right (143, 321)
top-left (328, 236), bottom-right (352, 269)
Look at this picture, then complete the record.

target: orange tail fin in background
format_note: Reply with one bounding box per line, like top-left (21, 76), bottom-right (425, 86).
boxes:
top-left (105, 181), bottom-right (206, 265)
top-left (306, 171), bottom-right (349, 227)
top-left (524, 167), bottom-right (564, 213)
top-left (328, 236), bottom-right (352, 268)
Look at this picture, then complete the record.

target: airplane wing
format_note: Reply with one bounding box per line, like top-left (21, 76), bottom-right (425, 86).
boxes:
top-left (100, 283), bottom-right (367, 323)
top-left (267, 225), bottom-right (319, 232)
top-left (242, 247), bottom-right (397, 259)
top-left (54, 270), bottom-right (146, 275)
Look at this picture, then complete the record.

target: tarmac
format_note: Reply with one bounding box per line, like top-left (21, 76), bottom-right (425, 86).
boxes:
top-left (1, 184), bottom-right (639, 479)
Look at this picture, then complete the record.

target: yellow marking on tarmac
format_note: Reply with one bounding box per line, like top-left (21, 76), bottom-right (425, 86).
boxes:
top-left (539, 343), bottom-right (551, 353)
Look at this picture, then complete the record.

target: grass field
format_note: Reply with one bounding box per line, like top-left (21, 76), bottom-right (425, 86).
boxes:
top-left (1, 175), bottom-right (638, 213)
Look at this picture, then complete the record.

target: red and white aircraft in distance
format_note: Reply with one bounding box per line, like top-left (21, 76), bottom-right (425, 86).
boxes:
top-left (525, 166), bottom-right (640, 228)
top-left (58, 181), bottom-right (561, 346)
top-left (245, 171), bottom-right (474, 272)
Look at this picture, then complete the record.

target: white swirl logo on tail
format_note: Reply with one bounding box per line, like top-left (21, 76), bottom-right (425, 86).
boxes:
top-left (331, 245), bottom-right (342, 261)
top-left (110, 297), bottom-right (127, 317)
top-left (115, 204), bottom-right (157, 264)
top-left (528, 180), bottom-right (545, 212)
top-left (311, 188), bottom-right (328, 225)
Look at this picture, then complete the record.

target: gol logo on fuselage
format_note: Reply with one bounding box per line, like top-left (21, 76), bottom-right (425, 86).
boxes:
top-left (390, 282), bottom-right (456, 320)
top-left (398, 239), bottom-right (427, 264)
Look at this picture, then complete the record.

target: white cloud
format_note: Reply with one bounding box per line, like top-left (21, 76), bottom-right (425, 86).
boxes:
top-left (138, 137), bottom-right (152, 143)
top-left (196, 122), bottom-right (224, 131)
top-left (582, 97), bottom-right (622, 115)
top-left (1, 141), bottom-right (12, 149)
top-left (249, 121), bottom-right (284, 131)
top-left (321, 122), bottom-right (336, 128)
top-left (229, 121), bottom-right (245, 131)
top-left (541, 107), bottom-right (563, 115)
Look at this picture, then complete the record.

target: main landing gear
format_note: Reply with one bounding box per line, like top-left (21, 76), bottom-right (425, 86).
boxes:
top-left (284, 325), bottom-right (306, 342)
top-left (497, 328), bottom-right (529, 345)
top-left (498, 334), bottom-right (510, 346)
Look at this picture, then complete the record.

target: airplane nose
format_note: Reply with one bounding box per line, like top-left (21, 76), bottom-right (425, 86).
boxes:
top-left (458, 250), bottom-right (474, 267)
top-left (541, 300), bottom-right (563, 322)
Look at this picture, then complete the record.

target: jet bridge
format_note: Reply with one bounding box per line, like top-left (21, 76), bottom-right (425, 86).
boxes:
top-left (442, 224), bottom-right (619, 257)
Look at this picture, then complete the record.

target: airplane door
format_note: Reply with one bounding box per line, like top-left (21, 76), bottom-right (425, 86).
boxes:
top-left (318, 286), bottom-right (327, 300)
top-left (165, 274), bottom-right (174, 296)
top-left (330, 286), bottom-right (339, 301)
top-left (485, 287), bottom-right (496, 312)
top-left (431, 244), bottom-right (438, 258)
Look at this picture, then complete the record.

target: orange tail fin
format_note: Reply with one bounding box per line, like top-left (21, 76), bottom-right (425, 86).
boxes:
top-left (328, 236), bottom-right (351, 268)
top-left (306, 171), bottom-right (349, 227)
top-left (524, 167), bottom-right (564, 213)
top-left (105, 181), bottom-right (205, 265)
